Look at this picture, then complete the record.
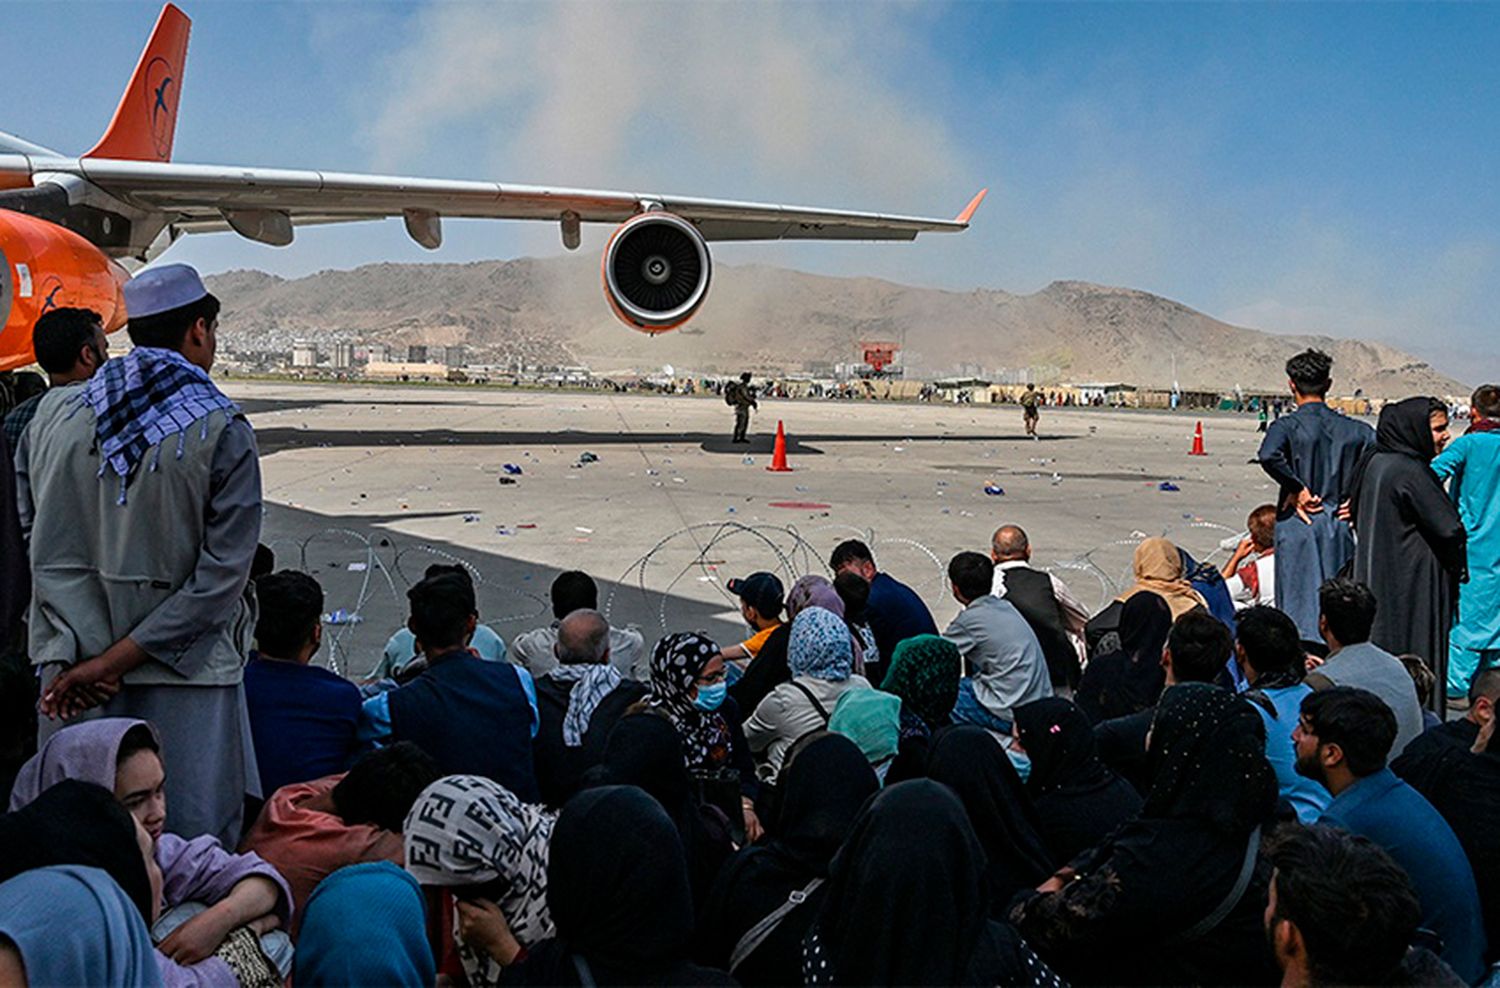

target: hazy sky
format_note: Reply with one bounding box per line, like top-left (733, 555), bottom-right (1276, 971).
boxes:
top-left (6, 2), bottom-right (1498, 380)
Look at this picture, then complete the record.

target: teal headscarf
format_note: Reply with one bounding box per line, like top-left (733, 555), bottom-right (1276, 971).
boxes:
top-left (881, 635), bottom-right (961, 728)
top-left (0, 865), bottom-right (162, 988)
top-left (295, 862), bottom-right (435, 987)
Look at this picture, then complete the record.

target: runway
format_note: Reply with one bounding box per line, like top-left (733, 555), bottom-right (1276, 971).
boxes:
top-left (237, 381), bottom-right (1286, 680)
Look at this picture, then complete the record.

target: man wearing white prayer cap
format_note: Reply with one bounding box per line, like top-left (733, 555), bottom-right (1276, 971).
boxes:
top-left (15, 262), bottom-right (264, 846)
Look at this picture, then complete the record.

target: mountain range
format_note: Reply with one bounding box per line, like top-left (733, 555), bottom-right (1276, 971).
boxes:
top-left (205, 257), bottom-right (1466, 397)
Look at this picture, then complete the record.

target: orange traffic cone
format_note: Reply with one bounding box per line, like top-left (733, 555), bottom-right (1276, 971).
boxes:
top-left (1189, 420), bottom-right (1207, 456)
top-left (767, 421), bottom-right (793, 472)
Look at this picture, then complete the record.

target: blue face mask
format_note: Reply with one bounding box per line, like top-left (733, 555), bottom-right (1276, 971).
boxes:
top-left (1005, 745), bottom-right (1032, 783)
top-left (693, 682), bottom-right (727, 712)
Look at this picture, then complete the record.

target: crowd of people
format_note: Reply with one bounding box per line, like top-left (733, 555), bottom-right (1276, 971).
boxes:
top-left (0, 267), bottom-right (1497, 987)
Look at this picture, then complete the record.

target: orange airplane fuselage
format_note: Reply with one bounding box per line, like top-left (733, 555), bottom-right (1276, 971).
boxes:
top-left (0, 210), bottom-right (129, 372)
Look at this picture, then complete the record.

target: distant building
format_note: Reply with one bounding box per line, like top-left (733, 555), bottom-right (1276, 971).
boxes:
top-left (332, 342), bottom-right (355, 369)
top-left (291, 341), bottom-right (317, 368)
top-left (366, 342), bottom-right (390, 364)
top-left (365, 360), bottom-right (450, 381)
top-left (406, 345), bottom-right (428, 363)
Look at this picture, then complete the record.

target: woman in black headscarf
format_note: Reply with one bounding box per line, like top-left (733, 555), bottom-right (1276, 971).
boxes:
top-left (0, 779), bottom-right (158, 924)
top-left (925, 726), bottom-right (1054, 911)
top-left (588, 712), bottom-right (732, 913)
top-left (1076, 591), bottom-right (1173, 723)
top-left (801, 780), bottom-right (1063, 987)
top-left (489, 785), bottom-right (736, 986)
top-left (1350, 396), bottom-right (1467, 710)
top-left (1011, 683), bottom-right (1279, 986)
top-left (1014, 698), bottom-right (1143, 863)
top-left (698, 733), bottom-right (878, 985)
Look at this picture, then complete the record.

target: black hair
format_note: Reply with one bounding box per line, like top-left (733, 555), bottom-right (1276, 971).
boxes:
top-left (1318, 578), bottom-right (1376, 645)
top-left (250, 543), bottom-right (276, 582)
top-left (550, 570), bottom-right (599, 620)
top-left (1470, 667), bottom-right (1500, 705)
top-left (331, 742), bottom-right (441, 833)
top-left (1472, 384), bottom-right (1500, 420)
top-left (1286, 349), bottom-right (1333, 398)
top-left (1398, 654), bottom-right (1435, 709)
top-left (947, 551), bottom-right (994, 601)
top-left (126, 293), bottom-right (220, 350)
top-left (116, 723), bottom-right (160, 763)
top-left (1300, 687), bottom-right (1397, 776)
top-left (1266, 823), bottom-right (1420, 986)
top-left (407, 571), bottom-right (477, 651)
top-left (423, 562), bottom-right (475, 591)
top-left (832, 571), bottom-right (871, 624)
top-left (253, 570), bottom-right (324, 659)
top-left (829, 539), bottom-right (874, 572)
top-left (10, 371), bottom-right (45, 403)
top-left (31, 308), bottom-right (102, 375)
top-left (1166, 608), bottom-right (1232, 683)
top-left (1235, 605), bottom-right (1304, 680)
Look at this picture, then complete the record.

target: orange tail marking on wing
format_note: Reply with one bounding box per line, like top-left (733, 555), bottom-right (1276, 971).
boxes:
top-left (83, 4), bottom-right (191, 162)
top-left (954, 188), bottom-right (988, 226)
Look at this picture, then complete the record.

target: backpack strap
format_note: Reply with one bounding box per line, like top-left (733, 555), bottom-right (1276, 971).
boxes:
top-left (729, 877), bottom-right (824, 974)
top-left (1168, 826), bottom-right (1261, 944)
top-left (788, 680), bottom-right (831, 725)
top-left (571, 952), bottom-right (596, 987)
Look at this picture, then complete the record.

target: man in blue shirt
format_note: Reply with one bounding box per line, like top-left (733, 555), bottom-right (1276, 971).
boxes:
top-left (244, 570), bottom-right (363, 799)
top-left (1233, 605), bottom-right (1330, 822)
top-left (365, 563), bottom-right (508, 686)
top-left (1295, 687), bottom-right (1487, 983)
top-left (359, 571), bottom-right (539, 801)
top-left (1256, 350), bottom-right (1374, 642)
top-left (830, 539), bottom-right (937, 684)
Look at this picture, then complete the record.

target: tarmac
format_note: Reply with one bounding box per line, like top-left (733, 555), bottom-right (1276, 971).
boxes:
top-left (234, 380), bottom-right (1296, 681)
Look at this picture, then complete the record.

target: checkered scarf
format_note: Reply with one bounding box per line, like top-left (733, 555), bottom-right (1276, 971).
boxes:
top-left (71, 347), bottom-right (237, 504)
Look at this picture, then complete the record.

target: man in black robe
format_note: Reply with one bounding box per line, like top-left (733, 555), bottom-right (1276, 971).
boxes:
top-left (1257, 350), bottom-right (1373, 643)
top-left (1392, 666), bottom-right (1500, 966)
top-left (1350, 396), bottom-right (1467, 710)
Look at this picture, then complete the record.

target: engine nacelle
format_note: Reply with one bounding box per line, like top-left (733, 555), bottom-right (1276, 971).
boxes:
top-left (601, 212), bottom-right (712, 334)
top-left (1, 209), bottom-right (129, 372)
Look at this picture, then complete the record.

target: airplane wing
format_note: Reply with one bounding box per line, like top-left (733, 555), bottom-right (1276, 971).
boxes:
top-left (56, 158), bottom-right (984, 247)
top-left (6, 3), bottom-right (984, 254)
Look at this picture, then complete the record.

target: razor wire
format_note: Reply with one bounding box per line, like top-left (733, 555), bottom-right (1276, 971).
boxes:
top-left (278, 512), bottom-right (1246, 680)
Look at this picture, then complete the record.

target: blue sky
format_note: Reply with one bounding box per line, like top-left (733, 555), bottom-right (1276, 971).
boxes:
top-left (5, 2), bottom-right (1497, 380)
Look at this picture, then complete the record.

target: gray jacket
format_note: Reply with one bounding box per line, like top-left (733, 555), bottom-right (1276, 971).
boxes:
top-left (944, 595), bottom-right (1052, 721)
top-left (18, 385), bottom-right (261, 687)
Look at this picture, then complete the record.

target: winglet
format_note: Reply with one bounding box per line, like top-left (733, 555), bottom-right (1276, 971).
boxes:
top-left (954, 188), bottom-right (988, 226)
top-left (84, 4), bottom-right (191, 162)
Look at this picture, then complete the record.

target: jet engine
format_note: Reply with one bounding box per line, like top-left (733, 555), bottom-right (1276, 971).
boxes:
top-left (1, 209), bottom-right (129, 372)
top-left (601, 212), bottom-right (711, 333)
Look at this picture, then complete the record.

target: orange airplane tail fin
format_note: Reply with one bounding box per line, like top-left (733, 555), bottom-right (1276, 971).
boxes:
top-left (83, 3), bottom-right (191, 162)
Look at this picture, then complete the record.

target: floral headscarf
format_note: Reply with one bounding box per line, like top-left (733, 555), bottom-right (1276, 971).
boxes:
top-left (788, 575), bottom-right (865, 669)
top-left (881, 635), bottom-right (960, 728)
top-left (646, 632), bottom-right (732, 770)
top-left (789, 607), bottom-right (855, 682)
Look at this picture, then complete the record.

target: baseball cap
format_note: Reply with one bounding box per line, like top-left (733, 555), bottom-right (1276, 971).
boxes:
top-left (727, 572), bottom-right (784, 618)
top-left (124, 263), bottom-right (210, 319)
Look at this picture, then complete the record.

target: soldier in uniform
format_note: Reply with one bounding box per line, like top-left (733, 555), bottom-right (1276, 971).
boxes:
top-left (1021, 383), bottom-right (1042, 439)
top-left (726, 372), bottom-right (758, 443)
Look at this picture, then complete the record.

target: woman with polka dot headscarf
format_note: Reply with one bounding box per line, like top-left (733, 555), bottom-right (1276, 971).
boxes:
top-left (644, 632), bottom-right (763, 842)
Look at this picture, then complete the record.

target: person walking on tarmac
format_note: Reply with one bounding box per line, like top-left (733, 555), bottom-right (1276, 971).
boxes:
top-left (726, 372), bottom-right (758, 444)
top-left (1021, 383), bottom-right (1042, 439)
